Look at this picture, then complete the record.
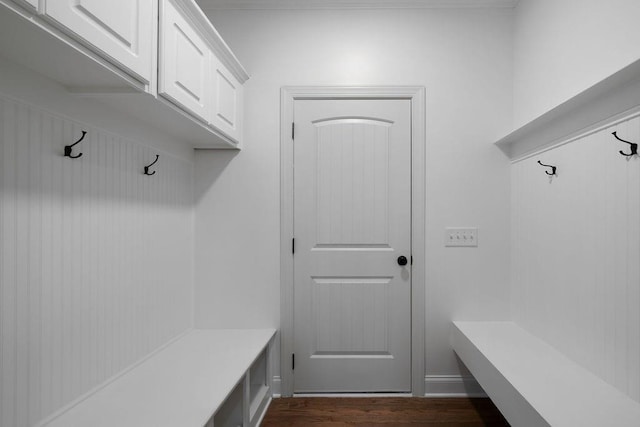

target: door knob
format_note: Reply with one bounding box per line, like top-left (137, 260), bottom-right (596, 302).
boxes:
top-left (397, 256), bottom-right (408, 266)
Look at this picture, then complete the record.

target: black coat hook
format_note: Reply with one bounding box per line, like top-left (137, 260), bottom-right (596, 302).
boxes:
top-left (144, 155), bottom-right (159, 176)
top-left (537, 160), bottom-right (557, 176)
top-left (64, 130), bottom-right (86, 159)
top-left (612, 131), bottom-right (638, 157)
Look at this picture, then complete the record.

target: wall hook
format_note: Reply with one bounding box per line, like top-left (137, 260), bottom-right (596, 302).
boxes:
top-left (537, 160), bottom-right (557, 176)
top-left (64, 130), bottom-right (86, 159)
top-left (612, 131), bottom-right (638, 157)
top-left (144, 155), bottom-right (159, 176)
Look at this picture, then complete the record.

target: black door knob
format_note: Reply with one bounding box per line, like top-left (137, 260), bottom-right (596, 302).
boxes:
top-left (397, 256), bottom-right (408, 266)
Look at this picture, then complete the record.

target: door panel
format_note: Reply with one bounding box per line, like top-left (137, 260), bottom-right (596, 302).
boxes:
top-left (45, 0), bottom-right (153, 83)
top-left (293, 99), bottom-right (412, 393)
top-left (315, 118), bottom-right (391, 246)
top-left (312, 277), bottom-right (391, 355)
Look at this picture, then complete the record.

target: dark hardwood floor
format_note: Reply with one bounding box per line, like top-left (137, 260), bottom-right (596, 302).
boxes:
top-left (261, 397), bottom-right (510, 426)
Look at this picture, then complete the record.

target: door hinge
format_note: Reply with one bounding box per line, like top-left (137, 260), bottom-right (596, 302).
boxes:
top-left (292, 353), bottom-right (295, 370)
top-left (292, 238), bottom-right (295, 255)
top-left (292, 122), bottom-right (295, 140)
top-left (411, 255), bottom-right (413, 265)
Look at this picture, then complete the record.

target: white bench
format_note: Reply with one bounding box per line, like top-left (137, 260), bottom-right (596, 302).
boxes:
top-left (42, 328), bottom-right (276, 427)
top-left (451, 321), bottom-right (640, 427)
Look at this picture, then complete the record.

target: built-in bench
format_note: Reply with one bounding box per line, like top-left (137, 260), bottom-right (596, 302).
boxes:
top-left (42, 328), bottom-right (276, 427)
top-left (451, 321), bottom-right (640, 427)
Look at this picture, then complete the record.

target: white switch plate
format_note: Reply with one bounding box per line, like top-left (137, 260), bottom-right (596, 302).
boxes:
top-left (445, 227), bottom-right (478, 247)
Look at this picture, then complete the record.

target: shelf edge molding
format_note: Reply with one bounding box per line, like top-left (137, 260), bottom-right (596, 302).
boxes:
top-left (496, 58), bottom-right (640, 160)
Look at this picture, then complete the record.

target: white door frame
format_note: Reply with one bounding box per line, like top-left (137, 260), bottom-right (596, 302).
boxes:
top-left (280, 86), bottom-right (426, 396)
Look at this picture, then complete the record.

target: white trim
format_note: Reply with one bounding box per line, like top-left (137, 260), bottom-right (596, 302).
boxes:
top-left (512, 106), bottom-right (640, 163)
top-left (201, 0), bottom-right (518, 11)
top-left (271, 376), bottom-right (282, 397)
top-left (424, 375), bottom-right (486, 397)
top-left (170, 0), bottom-right (249, 83)
top-left (294, 393), bottom-right (414, 397)
top-left (280, 86), bottom-right (426, 397)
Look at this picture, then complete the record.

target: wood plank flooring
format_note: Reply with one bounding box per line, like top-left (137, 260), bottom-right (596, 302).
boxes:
top-left (261, 397), bottom-right (510, 426)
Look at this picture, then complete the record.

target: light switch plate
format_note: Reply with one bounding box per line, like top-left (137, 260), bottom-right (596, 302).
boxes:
top-left (445, 227), bottom-right (478, 247)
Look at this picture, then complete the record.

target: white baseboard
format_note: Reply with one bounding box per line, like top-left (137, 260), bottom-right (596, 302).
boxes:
top-left (271, 376), bottom-right (282, 397)
top-left (424, 375), bottom-right (487, 397)
top-left (294, 393), bottom-right (414, 397)
top-left (272, 374), bottom-right (485, 398)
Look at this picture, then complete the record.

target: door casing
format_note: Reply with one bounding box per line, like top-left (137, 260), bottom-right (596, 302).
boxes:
top-left (280, 86), bottom-right (426, 396)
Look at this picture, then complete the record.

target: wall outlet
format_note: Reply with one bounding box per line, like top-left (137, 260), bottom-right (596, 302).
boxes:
top-left (445, 227), bottom-right (478, 247)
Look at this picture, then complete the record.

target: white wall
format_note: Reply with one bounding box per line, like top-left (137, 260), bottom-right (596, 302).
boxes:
top-left (511, 115), bottom-right (640, 402)
top-left (513, 0), bottom-right (640, 129)
top-left (194, 7), bottom-right (513, 391)
top-left (510, 0), bottom-right (640, 402)
top-left (0, 60), bottom-right (194, 427)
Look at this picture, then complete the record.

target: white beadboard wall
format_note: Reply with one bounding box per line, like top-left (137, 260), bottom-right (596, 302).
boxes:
top-left (0, 95), bottom-right (194, 427)
top-left (511, 114), bottom-right (640, 402)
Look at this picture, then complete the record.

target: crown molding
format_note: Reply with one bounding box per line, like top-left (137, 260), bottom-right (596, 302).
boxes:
top-left (174, 0), bottom-right (249, 82)
top-left (198, 0), bottom-right (519, 11)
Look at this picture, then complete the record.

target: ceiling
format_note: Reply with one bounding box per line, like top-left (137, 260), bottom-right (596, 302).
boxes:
top-left (198, 0), bottom-right (520, 10)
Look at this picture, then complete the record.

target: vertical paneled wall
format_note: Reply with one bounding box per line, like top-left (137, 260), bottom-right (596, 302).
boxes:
top-left (0, 96), bottom-right (194, 427)
top-left (511, 115), bottom-right (640, 402)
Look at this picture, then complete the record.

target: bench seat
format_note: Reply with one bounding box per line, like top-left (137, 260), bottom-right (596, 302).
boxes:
top-left (451, 321), bottom-right (640, 427)
top-left (43, 328), bottom-right (276, 427)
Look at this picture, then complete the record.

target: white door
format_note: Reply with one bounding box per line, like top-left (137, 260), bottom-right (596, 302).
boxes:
top-left (158, 0), bottom-right (211, 124)
top-left (45, 0), bottom-right (154, 83)
top-left (293, 99), bottom-right (412, 393)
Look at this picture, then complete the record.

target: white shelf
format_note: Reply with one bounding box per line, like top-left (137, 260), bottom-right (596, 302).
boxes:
top-left (452, 321), bottom-right (640, 427)
top-left (44, 328), bottom-right (276, 427)
top-left (249, 384), bottom-right (270, 418)
top-left (248, 347), bottom-right (271, 426)
top-left (212, 379), bottom-right (245, 427)
top-left (495, 58), bottom-right (640, 160)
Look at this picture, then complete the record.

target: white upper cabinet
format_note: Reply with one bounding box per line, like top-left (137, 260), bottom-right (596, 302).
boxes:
top-left (44, 0), bottom-right (154, 84)
top-left (158, 0), bottom-right (248, 146)
top-left (159, 0), bottom-right (211, 124)
top-left (211, 56), bottom-right (243, 143)
top-left (0, 0), bottom-right (247, 147)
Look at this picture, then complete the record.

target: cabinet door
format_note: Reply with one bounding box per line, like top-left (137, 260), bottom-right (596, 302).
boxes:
top-left (211, 57), bottom-right (243, 143)
top-left (159, 0), bottom-right (211, 124)
top-left (44, 0), bottom-right (154, 84)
